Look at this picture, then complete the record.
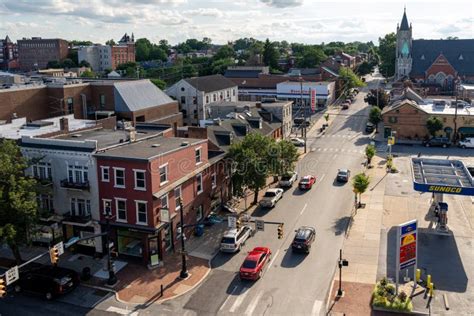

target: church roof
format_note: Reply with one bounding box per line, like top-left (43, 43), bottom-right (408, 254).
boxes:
top-left (411, 39), bottom-right (474, 76)
top-left (400, 9), bottom-right (410, 31)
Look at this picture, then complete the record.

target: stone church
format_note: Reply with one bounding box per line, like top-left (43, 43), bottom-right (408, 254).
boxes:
top-left (395, 9), bottom-right (474, 91)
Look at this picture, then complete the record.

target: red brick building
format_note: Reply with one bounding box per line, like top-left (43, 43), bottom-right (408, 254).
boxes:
top-left (17, 37), bottom-right (69, 71)
top-left (111, 33), bottom-right (135, 70)
top-left (95, 136), bottom-right (227, 266)
top-left (0, 35), bottom-right (19, 71)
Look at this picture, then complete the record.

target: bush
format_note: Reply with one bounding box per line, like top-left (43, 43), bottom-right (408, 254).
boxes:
top-left (372, 279), bottom-right (413, 312)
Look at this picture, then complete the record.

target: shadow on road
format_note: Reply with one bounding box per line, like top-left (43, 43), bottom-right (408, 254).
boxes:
top-left (211, 251), bottom-right (239, 269)
top-left (333, 216), bottom-right (351, 236)
top-left (280, 248), bottom-right (306, 268)
top-left (250, 206), bottom-right (272, 217)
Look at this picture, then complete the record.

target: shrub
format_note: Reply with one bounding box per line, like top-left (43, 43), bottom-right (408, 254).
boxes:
top-left (380, 277), bottom-right (388, 287)
top-left (398, 291), bottom-right (408, 303)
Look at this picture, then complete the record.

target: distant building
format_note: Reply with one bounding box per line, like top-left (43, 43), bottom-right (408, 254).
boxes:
top-left (17, 37), bottom-right (69, 71)
top-left (0, 35), bottom-right (19, 71)
top-left (333, 51), bottom-right (356, 69)
top-left (111, 33), bottom-right (135, 70)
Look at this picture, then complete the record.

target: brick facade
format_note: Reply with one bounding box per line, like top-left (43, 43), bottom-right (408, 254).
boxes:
top-left (18, 38), bottom-right (69, 71)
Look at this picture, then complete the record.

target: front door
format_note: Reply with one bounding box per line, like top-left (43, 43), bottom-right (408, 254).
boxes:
top-left (148, 236), bottom-right (160, 266)
top-left (384, 127), bottom-right (392, 138)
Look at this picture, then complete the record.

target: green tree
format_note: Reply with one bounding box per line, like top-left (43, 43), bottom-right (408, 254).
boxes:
top-left (356, 61), bottom-right (374, 76)
top-left (365, 144), bottom-right (376, 165)
top-left (136, 38), bottom-right (152, 61)
top-left (79, 60), bottom-right (91, 68)
top-left (267, 139), bottom-right (298, 180)
top-left (69, 40), bottom-right (93, 46)
top-left (149, 46), bottom-right (167, 61)
top-left (158, 39), bottom-right (170, 52)
top-left (378, 32), bottom-right (396, 78)
top-left (263, 39), bottom-right (280, 70)
top-left (80, 70), bottom-right (96, 78)
top-left (210, 58), bottom-right (234, 75)
top-left (364, 88), bottom-right (390, 109)
top-left (61, 58), bottom-right (76, 69)
top-left (426, 116), bottom-right (443, 137)
top-left (369, 106), bottom-right (382, 132)
top-left (352, 173), bottom-right (370, 207)
top-left (214, 45), bottom-right (235, 60)
top-left (0, 140), bottom-right (38, 264)
top-left (339, 67), bottom-right (365, 89)
top-left (46, 60), bottom-right (61, 69)
top-left (150, 78), bottom-right (166, 90)
top-left (105, 39), bottom-right (116, 46)
top-left (297, 46), bottom-right (327, 68)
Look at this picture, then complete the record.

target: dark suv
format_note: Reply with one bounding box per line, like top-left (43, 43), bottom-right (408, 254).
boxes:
top-left (291, 226), bottom-right (316, 254)
top-left (423, 137), bottom-right (451, 148)
top-left (15, 265), bottom-right (79, 300)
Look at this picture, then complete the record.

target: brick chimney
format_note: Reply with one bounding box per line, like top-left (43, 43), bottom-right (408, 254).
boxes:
top-left (59, 117), bottom-right (69, 132)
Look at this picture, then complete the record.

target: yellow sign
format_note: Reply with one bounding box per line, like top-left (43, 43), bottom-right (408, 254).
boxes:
top-left (428, 185), bottom-right (462, 193)
top-left (388, 136), bottom-right (395, 145)
top-left (401, 233), bottom-right (416, 246)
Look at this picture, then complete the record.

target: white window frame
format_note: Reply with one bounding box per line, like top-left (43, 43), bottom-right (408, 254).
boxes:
top-left (102, 199), bottom-right (112, 215)
top-left (174, 186), bottom-right (182, 210)
top-left (211, 173), bottom-right (217, 189)
top-left (195, 147), bottom-right (202, 165)
top-left (196, 205), bottom-right (203, 222)
top-left (114, 167), bottom-right (125, 188)
top-left (135, 200), bottom-right (148, 225)
top-left (33, 162), bottom-right (52, 180)
top-left (159, 163), bottom-right (168, 185)
top-left (115, 198), bottom-right (127, 222)
top-left (196, 173), bottom-right (203, 195)
top-left (133, 169), bottom-right (146, 191)
top-left (101, 166), bottom-right (110, 182)
top-left (160, 194), bottom-right (169, 210)
top-left (67, 164), bottom-right (89, 184)
top-left (70, 198), bottom-right (91, 216)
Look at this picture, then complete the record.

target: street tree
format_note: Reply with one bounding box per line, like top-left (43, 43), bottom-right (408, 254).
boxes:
top-left (426, 116), bottom-right (443, 137)
top-left (352, 173), bottom-right (370, 208)
top-left (368, 106), bottom-right (382, 133)
top-left (378, 32), bottom-right (396, 77)
top-left (267, 139), bottom-right (299, 181)
top-left (339, 67), bottom-right (365, 90)
top-left (365, 144), bottom-right (376, 165)
top-left (0, 140), bottom-right (38, 264)
top-left (364, 88), bottom-right (390, 109)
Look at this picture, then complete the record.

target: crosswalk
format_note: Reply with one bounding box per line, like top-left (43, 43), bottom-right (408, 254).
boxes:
top-left (317, 134), bottom-right (356, 138)
top-left (312, 147), bottom-right (364, 154)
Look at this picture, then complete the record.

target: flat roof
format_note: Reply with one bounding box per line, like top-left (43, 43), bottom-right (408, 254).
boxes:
top-left (95, 136), bottom-right (206, 160)
top-left (418, 101), bottom-right (473, 116)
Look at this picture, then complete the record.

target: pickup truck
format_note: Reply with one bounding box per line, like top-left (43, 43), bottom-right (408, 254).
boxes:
top-left (279, 171), bottom-right (298, 188)
top-left (259, 188), bottom-right (284, 208)
top-left (459, 138), bottom-right (474, 149)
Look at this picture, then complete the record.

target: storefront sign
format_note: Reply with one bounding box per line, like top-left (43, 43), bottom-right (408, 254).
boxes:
top-left (397, 220), bottom-right (417, 270)
top-left (160, 208), bottom-right (170, 223)
top-left (310, 89), bottom-right (316, 111)
top-left (413, 182), bottom-right (474, 196)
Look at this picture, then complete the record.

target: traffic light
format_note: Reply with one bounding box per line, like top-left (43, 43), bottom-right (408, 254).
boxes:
top-left (278, 223), bottom-right (284, 239)
top-left (236, 218), bottom-right (241, 230)
top-left (50, 246), bottom-right (59, 266)
top-left (0, 277), bottom-right (6, 298)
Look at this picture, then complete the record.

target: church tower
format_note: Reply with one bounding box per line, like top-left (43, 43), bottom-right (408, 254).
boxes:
top-left (395, 7), bottom-right (413, 80)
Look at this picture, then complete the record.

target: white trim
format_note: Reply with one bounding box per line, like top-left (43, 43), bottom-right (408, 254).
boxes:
top-left (115, 198), bottom-right (127, 222)
top-left (160, 193), bottom-right (169, 210)
top-left (196, 173), bottom-right (203, 195)
top-left (135, 200), bottom-right (148, 225)
top-left (102, 199), bottom-right (112, 215)
top-left (159, 163), bottom-right (168, 186)
top-left (133, 169), bottom-right (146, 191)
top-left (174, 186), bottom-right (182, 210)
top-left (195, 147), bottom-right (202, 165)
top-left (113, 167), bottom-right (126, 189)
top-left (101, 166), bottom-right (110, 182)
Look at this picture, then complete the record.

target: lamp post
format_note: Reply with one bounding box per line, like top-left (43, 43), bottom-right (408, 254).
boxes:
top-left (105, 203), bottom-right (117, 285)
top-left (337, 249), bottom-right (349, 297)
top-left (178, 198), bottom-right (188, 279)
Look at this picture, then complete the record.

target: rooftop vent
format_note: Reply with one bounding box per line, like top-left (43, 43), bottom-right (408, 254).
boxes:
top-left (151, 144), bottom-right (161, 148)
top-left (181, 141), bottom-right (189, 146)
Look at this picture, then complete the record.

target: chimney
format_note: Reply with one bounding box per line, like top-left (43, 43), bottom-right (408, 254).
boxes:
top-left (128, 127), bottom-right (137, 142)
top-left (60, 117), bottom-right (69, 132)
top-left (256, 102), bottom-right (262, 108)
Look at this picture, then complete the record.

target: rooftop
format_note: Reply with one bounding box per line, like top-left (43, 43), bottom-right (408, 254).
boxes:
top-left (412, 158), bottom-right (473, 188)
top-left (185, 74), bottom-right (237, 93)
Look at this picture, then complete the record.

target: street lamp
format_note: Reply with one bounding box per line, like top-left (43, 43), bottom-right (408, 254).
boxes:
top-left (105, 203), bottom-right (117, 285)
top-left (178, 198), bottom-right (189, 279)
top-left (337, 249), bottom-right (349, 297)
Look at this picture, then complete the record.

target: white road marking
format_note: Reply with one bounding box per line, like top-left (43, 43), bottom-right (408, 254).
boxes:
top-left (219, 285), bottom-right (239, 311)
top-left (106, 307), bottom-right (133, 315)
top-left (244, 291), bottom-right (264, 315)
top-left (300, 203), bottom-right (308, 215)
top-left (311, 300), bottom-right (323, 316)
top-left (229, 287), bottom-right (250, 313)
top-left (318, 174), bottom-right (326, 183)
top-left (268, 249), bottom-right (280, 270)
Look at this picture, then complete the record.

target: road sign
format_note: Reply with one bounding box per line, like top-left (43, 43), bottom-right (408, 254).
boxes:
top-left (5, 266), bottom-right (19, 285)
top-left (228, 216), bottom-right (237, 229)
top-left (54, 241), bottom-right (64, 255)
top-left (255, 220), bottom-right (265, 231)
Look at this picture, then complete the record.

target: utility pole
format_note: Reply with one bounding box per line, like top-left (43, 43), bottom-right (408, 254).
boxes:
top-left (453, 80), bottom-right (459, 144)
top-left (105, 205), bottom-right (117, 285)
top-left (300, 77), bottom-right (307, 154)
top-left (178, 198), bottom-right (188, 279)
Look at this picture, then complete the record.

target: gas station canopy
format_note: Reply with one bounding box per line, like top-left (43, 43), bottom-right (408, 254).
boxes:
top-left (411, 158), bottom-right (474, 196)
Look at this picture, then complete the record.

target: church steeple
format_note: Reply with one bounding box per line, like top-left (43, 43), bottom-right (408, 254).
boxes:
top-left (400, 6), bottom-right (410, 31)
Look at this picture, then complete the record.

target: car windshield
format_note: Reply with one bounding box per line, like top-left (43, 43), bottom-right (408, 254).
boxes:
top-left (264, 192), bottom-right (276, 197)
top-left (294, 238), bottom-right (307, 243)
top-left (221, 237), bottom-right (235, 244)
top-left (54, 276), bottom-right (72, 285)
top-left (338, 171), bottom-right (347, 176)
top-left (281, 175), bottom-right (292, 181)
top-left (242, 260), bottom-right (258, 269)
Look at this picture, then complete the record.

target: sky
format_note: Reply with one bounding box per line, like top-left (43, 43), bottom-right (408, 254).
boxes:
top-left (0, 0), bottom-right (473, 45)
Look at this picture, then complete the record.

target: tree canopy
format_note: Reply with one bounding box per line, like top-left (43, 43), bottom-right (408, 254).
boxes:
top-left (426, 116), bottom-right (443, 137)
top-left (352, 172), bottom-right (370, 207)
top-left (378, 32), bottom-right (396, 78)
top-left (296, 46), bottom-right (327, 68)
top-left (364, 88), bottom-right (390, 109)
top-left (339, 67), bottom-right (365, 89)
top-left (263, 39), bottom-right (280, 71)
top-left (369, 106), bottom-right (382, 132)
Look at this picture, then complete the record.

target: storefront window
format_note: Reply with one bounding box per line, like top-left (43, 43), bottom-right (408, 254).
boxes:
top-left (117, 229), bottom-right (144, 257)
top-left (149, 236), bottom-right (159, 266)
top-left (164, 226), bottom-right (172, 252)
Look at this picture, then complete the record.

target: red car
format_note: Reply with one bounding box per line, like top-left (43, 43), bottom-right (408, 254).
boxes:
top-left (299, 175), bottom-right (316, 190)
top-left (239, 247), bottom-right (272, 281)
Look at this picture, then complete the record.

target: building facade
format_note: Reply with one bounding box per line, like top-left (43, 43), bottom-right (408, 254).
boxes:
top-left (111, 33), bottom-right (135, 70)
top-left (18, 37), bottom-right (69, 71)
top-left (78, 45), bottom-right (112, 72)
top-left (0, 35), bottom-right (19, 71)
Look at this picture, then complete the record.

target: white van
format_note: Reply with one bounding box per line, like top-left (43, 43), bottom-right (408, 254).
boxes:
top-left (220, 225), bottom-right (253, 253)
top-left (459, 138), bottom-right (474, 149)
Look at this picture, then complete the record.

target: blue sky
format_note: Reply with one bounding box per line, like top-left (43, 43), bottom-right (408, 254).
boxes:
top-left (0, 0), bottom-right (473, 45)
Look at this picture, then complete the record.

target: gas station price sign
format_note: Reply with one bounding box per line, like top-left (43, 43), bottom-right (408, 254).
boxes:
top-left (397, 220), bottom-right (417, 270)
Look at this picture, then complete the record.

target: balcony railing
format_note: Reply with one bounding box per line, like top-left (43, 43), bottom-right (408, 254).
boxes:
top-left (60, 179), bottom-right (90, 190)
top-left (63, 211), bottom-right (92, 224)
top-left (34, 177), bottom-right (53, 186)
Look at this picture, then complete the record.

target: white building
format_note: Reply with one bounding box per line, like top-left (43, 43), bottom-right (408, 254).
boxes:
top-left (166, 74), bottom-right (238, 126)
top-left (78, 45), bottom-right (112, 72)
top-left (276, 81), bottom-right (336, 108)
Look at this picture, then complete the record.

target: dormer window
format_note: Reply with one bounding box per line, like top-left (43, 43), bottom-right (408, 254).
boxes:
top-left (420, 54), bottom-right (425, 60)
top-left (459, 54), bottom-right (464, 60)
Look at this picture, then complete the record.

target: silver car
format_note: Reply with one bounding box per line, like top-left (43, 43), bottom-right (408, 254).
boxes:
top-left (259, 188), bottom-right (284, 208)
top-left (220, 225), bottom-right (253, 253)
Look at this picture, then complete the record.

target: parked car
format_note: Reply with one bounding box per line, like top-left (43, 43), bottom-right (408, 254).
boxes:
top-left (239, 247), bottom-right (272, 281)
top-left (292, 226), bottom-right (316, 254)
top-left (14, 265), bottom-right (79, 300)
top-left (365, 122), bottom-right (375, 133)
top-left (299, 175), bottom-right (316, 190)
top-left (336, 169), bottom-right (351, 183)
top-left (220, 224), bottom-right (253, 253)
top-left (279, 171), bottom-right (298, 188)
top-left (290, 138), bottom-right (305, 147)
top-left (423, 137), bottom-right (451, 148)
top-left (342, 102), bottom-right (349, 110)
top-left (459, 138), bottom-right (474, 149)
top-left (259, 188), bottom-right (284, 208)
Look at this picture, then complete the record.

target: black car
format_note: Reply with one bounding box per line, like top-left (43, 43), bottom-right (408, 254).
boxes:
top-left (336, 169), bottom-right (351, 183)
top-left (423, 137), bottom-right (451, 148)
top-left (292, 226), bottom-right (316, 254)
top-left (365, 122), bottom-right (375, 133)
top-left (14, 265), bottom-right (79, 300)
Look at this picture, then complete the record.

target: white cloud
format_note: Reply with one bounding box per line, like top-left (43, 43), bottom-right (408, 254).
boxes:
top-left (259, 0), bottom-right (303, 8)
top-left (184, 8), bottom-right (225, 18)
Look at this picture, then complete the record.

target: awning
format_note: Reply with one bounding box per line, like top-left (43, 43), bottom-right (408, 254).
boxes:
top-left (458, 127), bottom-right (474, 134)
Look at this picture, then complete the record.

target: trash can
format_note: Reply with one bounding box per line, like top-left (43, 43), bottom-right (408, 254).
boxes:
top-left (81, 267), bottom-right (91, 281)
top-left (195, 224), bottom-right (204, 237)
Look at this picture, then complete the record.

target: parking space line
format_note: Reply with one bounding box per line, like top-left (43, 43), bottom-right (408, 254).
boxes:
top-left (244, 291), bottom-right (263, 315)
top-left (229, 286), bottom-right (250, 313)
top-left (268, 249), bottom-right (280, 270)
top-left (311, 300), bottom-right (323, 316)
top-left (318, 174), bottom-right (326, 183)
top-left (219, 285), bottom-right (238, 311)
top-left (300, 203), bottom-right (308, 215)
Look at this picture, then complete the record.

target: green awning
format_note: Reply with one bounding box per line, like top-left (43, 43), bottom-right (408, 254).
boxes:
top-left (458, 127), bottom-right (474, 134)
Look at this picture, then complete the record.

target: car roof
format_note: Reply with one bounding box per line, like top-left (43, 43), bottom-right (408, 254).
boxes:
top-left (266, 188), bottom-right (281, 193)
top-left (302, 175), bottom-right (313, 179)
top-left (295, 226), bottom-right (315, 239)
top-left (338, 169), bottom-right (349, 173)
top-left (246, 250), bottom-right (264, 261)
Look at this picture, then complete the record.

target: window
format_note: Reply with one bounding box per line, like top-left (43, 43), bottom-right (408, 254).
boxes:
top-left (388, 116), bottom-right (398, 124)
top-left (160, 194), bottom-right (169, 209)
top-left (195, 147), bottom-right (202, 164)
top-left (68, 165), bottom-right (88, 184)
top-left (181, 96), bottom-right (186, 105)
top-left (211, 173), bottom-right (217, 188)
top-left (206, 95), bottom-right (209, 103)
top-left (33, 162), bottom-right (52, 180)
top-left (99, 94), bottom-right (106, 109)
top-left (134, 170), bottom-right (146, 190)
top-left (159, 164), bottom-right (168, 184)
top-left (114, 168), bottom-right (125, 188)
top-left (116, 198), bottom-right (127, 221)
top-left (136, 201), bottom-right (148, 224)
top-left (233, 89), bottom-right (236, 96)
top-left (67, 97), bottom-right (74, 114)
top-left (174, 186), bottom-right (182, 210)
top-left (101, 166), bottom-right (110, 182)
top-left (70, 198), bottom-right (91, 217)
top-left (196, 173), bottom-right (203, 194)
top-left (37, 194), bottom-right (54, 212)
top-left (196, 205), bottom-right (203, 222)
top-left (213, 94), bottom-right (216, 102)
top-left (227, 90), bottom-right (230, 98)
top-left (181, 87), bottom-right (185, 92)
top-left (103, 199), bottom-right (112, 215)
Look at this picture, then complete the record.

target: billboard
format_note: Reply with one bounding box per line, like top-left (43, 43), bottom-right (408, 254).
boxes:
top-left (397, 220), bottom-right (417, 270)
top-left (310, 89), bottom-right (316, 111)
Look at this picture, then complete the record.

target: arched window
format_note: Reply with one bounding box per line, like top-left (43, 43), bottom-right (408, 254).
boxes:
top-left (435, 72), bottom-right (446, 86)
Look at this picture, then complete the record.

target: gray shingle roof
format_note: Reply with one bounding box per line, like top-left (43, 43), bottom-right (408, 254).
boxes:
top-left (224, 69), bottom-right (262, 78)
top-left (400, 10), bottom-right (409, 31)
top-left (185, 74), bottom-right (237, 93)
top-left (114, 79), bottom-right (174, 113)
top-left (411, 39), bottom-right (474, 76)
